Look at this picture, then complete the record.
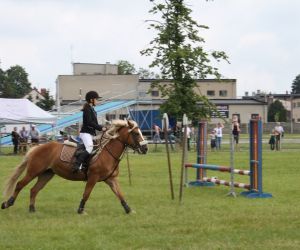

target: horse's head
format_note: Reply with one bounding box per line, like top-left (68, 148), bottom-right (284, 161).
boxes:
top-left (106, 119), bottom-right (148, 154)
top-left (123, 120), bottom-right (148, 154)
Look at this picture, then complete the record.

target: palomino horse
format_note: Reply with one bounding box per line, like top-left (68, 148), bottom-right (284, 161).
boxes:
top-left (1, 120), bottom-right (148, 214)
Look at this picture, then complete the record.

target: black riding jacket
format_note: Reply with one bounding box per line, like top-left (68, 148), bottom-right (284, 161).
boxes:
top-left (80, 104), bottom-right (103, 136)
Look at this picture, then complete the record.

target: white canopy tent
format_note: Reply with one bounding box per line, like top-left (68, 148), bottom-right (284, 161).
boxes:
top-left (0, 98), bottom-right (57, 147)
top-left (0, 98), bottom-right (56, 124)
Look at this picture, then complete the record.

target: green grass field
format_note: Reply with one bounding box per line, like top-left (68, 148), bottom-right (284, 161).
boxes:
top-left (0, 142), bottom-right (300, 250)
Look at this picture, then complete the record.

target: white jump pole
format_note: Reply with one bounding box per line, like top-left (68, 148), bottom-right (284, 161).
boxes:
top-left (163, 113), bottom-right (174, 200)
top-left (179, 114), bottom-right (188, 203)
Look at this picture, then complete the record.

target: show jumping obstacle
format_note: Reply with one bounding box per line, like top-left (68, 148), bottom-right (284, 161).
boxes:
top-left (184, 118), bottom-right (272, 198)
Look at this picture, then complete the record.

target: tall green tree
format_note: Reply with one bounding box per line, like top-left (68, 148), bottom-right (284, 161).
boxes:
top-left (141, 0), bottom-right (229, 120)
top-left (0, 65), bottom-right (31, 98)
top-left (36, 90), bottom-right (55, 111)
top-left (291, 74), bottom-right (300, 94)
top-left (117, 60), bottom-right (136, 75)
top-left (268, 100), bottom-right (287, 122)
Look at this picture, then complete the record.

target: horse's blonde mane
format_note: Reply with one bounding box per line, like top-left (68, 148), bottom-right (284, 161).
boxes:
top-left (104, 120), bottom-right (128, 139)
top-left (101, 119), bottom-right (138, 139)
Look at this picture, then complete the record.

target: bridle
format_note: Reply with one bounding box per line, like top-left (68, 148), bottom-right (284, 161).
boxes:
top-left (96, 125), bottom-right (147, 182)
top-left (125, 127), bottom-right (147, 152)
top-left (97, 124), bottom-right (147, 157)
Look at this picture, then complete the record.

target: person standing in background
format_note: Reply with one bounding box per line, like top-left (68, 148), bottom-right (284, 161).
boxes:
top-left (29, 125), bottom-right (40, 144)
top-left (20, 126), bottom-right (28, 141)
top-left (11, 127), bottom-right (20, 154)
top-left (210, 129), bottom-right (217, 151)
top-left (274, 122), bottom-right (284, 151)
top-left (269, 129), bottom-right (276, 151)
top-left (167, 125), bottom-right (175, 151)
top-left (214, 122), bottom-right (224, 150)
top-left (153, 124), bottom-right (162, 144)
top-left (232, 120), bottom-right (241, 151)
top-left (19, 126), bottom-right (29, 153)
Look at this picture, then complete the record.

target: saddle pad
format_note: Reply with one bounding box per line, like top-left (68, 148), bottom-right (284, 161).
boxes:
top-left (60, 145), bottom-right (76, 163)
top-left (60, 135), bottom-right (113, 165)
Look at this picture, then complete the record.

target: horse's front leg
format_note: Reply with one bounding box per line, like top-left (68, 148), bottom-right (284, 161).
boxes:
top-left (77, 175), bottom-right (98, 214)
top-left (105, 177), bottom-right (132, 214)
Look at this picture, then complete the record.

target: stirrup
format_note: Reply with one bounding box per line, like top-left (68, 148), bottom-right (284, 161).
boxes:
top-left (72, 163), bottom-right (82, 173)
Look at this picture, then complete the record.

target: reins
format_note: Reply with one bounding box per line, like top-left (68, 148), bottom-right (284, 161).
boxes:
top-left (93, 128), bottom-right (134, 182)
top-left (85, 124), bottom-right (144, 182)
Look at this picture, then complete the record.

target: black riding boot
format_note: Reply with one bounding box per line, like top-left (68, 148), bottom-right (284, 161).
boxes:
top-left (72, 150), bottom-right (90, 173)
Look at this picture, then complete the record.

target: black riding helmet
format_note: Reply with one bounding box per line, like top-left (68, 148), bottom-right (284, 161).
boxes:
top-left (85, 91), bottom-right (100, 102)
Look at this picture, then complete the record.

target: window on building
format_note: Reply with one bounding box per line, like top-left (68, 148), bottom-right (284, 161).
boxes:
top-left (219, 90), bottom-right (228, 97)
top-left (119, 114), bottom-right (128, 120)
top-left (106, 114), bottom-right (116, 120)
top-left (207, 90), bottom-right (215, 96)
top-left (151, 90), bottom-right (159, 97)
top-left (297, 102), bottom-right (300, 108)
top-left (139, 91), bottom-right (147, 98)
top-left (297, 118), bottom-right (300, 122)
top-left (36, 95), bottom-right (39, 100)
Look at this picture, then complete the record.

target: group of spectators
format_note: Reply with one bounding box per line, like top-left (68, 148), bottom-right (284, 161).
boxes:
top-left (7, 118), bottom-right (286, 156)
top-left (209, 115), bottom-right (240, 151)
top-left (152, 117), bottom-right (286, 153)
top-left (11, 125), bottom-right (40, 154)
top-left (153, 120), bottom-right (237, 152)
top-left (152, 123), bottom-right (194, 151)
top-left (209, 118), bottom-right (285, 152)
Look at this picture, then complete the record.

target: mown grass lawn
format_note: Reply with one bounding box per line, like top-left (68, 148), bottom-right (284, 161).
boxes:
top-left (0, 142), bottom-right (300, 250)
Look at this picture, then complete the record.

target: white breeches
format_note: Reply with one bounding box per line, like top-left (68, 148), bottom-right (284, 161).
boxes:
top-left (79, 133), bottom-right (93, 153)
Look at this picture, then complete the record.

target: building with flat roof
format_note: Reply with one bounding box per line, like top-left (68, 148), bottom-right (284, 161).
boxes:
top-left (56, 63), bottom-right (268, 128)
top-left (57, 63), bottom-right (237, 103)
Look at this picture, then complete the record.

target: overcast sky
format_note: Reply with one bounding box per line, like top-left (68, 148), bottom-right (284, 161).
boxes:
top-left (1, 0), bottom-right (299, 97)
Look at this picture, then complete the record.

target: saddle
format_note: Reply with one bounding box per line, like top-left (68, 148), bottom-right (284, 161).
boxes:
top-left (59, 134), bottom-right (110, 169)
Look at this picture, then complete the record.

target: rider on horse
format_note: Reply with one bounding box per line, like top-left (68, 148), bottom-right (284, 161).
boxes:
top-left (72, 90), bottom-right (107, 173)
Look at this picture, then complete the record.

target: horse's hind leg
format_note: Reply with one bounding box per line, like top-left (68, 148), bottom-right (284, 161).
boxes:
top-left (105, 177), bottom-right (132, 214)
top-left (1, 173), bottom-right (36, 209)
top-left (29, 169), bottom-right (55, 212)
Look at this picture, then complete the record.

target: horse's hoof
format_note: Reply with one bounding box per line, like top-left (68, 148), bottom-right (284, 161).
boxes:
top-left (80, 211), bottom-right (88, 216)
top-left (130, 210), bottom-right (136, 214)
top-left (77, 208), bottom-right (84, 214)
top-left (29, 205), bottom-right (36, 213)
top-left (1, 202), bottom-right (6, 209)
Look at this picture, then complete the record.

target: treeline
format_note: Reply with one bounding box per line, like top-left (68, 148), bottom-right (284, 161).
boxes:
top-left (0, 65), bottom-right (54, 111)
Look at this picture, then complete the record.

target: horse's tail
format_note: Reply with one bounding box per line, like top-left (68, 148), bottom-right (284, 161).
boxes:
top-left (3, 147), bottom-right (36, 199)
